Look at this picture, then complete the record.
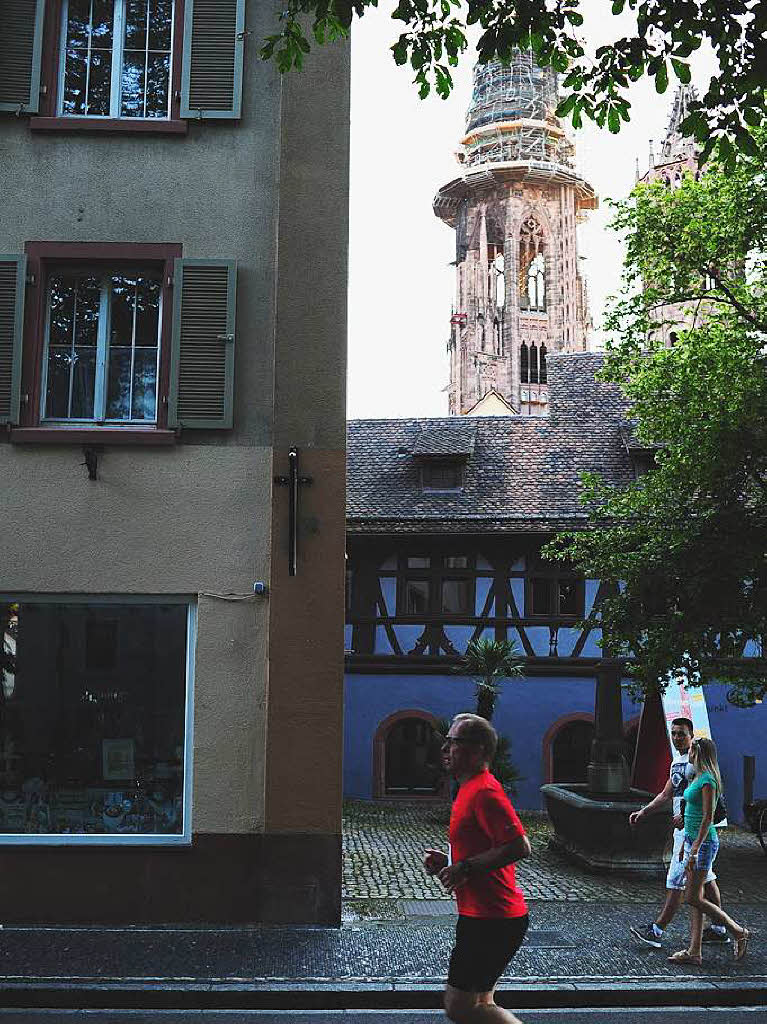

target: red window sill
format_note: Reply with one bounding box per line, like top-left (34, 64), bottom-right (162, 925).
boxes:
top-left (9, 428), bottom-right (178, 446)
top-left (29, 117), bottom-right (188, 136)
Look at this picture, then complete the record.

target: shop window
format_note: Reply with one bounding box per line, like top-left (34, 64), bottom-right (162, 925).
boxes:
top-left (385, 717), bottom-right (443, 795)
top-left (0, 598), bottom-right (193, 843)
top-left (407, 556), bottom-right (430, 568)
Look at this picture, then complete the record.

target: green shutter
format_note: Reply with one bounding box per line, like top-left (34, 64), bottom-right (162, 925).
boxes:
top-left (180, 0), bottom-right (245, 119)
top-left (0, 0), bottom-right (45, 114)
top-left (168, 259), bottom-right (237, 429)
top-left (0, 256), bottom-right (26, 426)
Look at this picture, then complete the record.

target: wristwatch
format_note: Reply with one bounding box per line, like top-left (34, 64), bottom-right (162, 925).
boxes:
top-left (457, 859), bottom-right (473, 877)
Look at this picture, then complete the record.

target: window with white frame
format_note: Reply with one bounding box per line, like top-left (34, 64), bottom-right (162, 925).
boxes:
top-left (0, 598), bottom-right (194, 843)
top-left (59, 0), bottom-right (174, 119)
top-left (44, 270), bottom-right (162, 423)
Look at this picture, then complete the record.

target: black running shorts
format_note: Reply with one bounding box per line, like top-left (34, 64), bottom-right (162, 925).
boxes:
top-left (447, 914), bottom-right (530, 993)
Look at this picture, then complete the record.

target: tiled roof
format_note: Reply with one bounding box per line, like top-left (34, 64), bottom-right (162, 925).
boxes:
top-left (412, 421), bottom-right (477, 457)
top-left (347, 352), bottom-right (632, 534)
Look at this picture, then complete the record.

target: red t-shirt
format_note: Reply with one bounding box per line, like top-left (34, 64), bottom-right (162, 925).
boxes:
top-left (449, 768), bottom-right (528, 919)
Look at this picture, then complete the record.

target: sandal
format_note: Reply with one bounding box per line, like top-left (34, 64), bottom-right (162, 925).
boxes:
top-left (734, 928), bottom-right (750, 961)
top-left (668, 950), bottom-right (703, 965)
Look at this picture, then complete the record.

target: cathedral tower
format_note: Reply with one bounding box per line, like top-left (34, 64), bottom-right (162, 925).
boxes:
top-left (638, 85), bottom-right (702, 348)
top-left (434, 52), bottom-right (598, 416)
top-left (639, 85), bottom-right (700, 186)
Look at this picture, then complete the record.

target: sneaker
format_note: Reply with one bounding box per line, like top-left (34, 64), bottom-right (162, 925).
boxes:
top-left (702, 926), bottom-right (730, 944)
top-left (630, 923), bottom-right (663, 949)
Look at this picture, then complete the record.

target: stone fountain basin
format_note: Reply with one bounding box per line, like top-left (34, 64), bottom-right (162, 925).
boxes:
top-left (541, 782), bottom-right (672, 876)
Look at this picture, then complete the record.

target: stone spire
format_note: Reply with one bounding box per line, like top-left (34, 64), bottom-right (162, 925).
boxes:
top-left (660, 84), bottom-right (700, 162)
top-left (434, 52), bottom-right (598, 416)
top-left (639, 84), bottom-right (700, 185)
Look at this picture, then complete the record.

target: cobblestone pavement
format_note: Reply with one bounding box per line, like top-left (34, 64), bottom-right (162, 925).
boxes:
top-left (342, 800), bottom-right (767, 906)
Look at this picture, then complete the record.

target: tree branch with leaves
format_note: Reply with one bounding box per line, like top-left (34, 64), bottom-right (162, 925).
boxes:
top-left (545, 133), bottom-right (767, 707)
top-left (260, 0), bottom-right (767, 166)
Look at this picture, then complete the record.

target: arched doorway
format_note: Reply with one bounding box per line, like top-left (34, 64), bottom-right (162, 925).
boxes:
top-left (373, 711), bottom-right (446, 798)
top-left (552, 719), bottom-right (594, 783)
top-left (542, 713), bottom-right (595, 784)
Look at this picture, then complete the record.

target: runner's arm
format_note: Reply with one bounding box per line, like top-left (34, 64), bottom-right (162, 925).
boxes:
top-left (458, 833), bottom-right (531, 875)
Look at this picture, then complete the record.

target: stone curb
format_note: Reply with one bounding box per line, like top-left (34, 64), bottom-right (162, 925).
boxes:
top-left (0, 979), bottom-right (765, 1011)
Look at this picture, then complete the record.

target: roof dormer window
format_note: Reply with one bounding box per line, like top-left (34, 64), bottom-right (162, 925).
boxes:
top-left (421, 460), bottom-right (463, 492)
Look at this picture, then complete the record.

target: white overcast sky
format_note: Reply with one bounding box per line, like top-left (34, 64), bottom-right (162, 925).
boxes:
top-left (347, 7), bottom-right (716, 419)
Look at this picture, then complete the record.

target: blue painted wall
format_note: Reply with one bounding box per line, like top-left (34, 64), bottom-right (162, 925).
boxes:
top-left (343, 673), bottom-right (767, 822)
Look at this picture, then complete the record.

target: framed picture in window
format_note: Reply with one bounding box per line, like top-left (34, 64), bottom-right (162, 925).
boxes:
top-left (102, 738), bottom-right (135, 781)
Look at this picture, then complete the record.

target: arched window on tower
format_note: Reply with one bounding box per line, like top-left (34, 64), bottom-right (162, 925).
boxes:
top-left (529, 343), bottom-right (539, 384)
top-left (527, 254), bottom-right (546, 311)
top-left (493, 251), bottom-right (505, 309)
top-left (519, 217), bottom-right (546, 312)
top-left (520, 342), bottom-right (529, 383)
top-left (540, 344), bottom-right (547, 384)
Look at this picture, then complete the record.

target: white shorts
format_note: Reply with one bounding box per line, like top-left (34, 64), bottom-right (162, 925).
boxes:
top-left (666, 828), bottom-right (717, 890)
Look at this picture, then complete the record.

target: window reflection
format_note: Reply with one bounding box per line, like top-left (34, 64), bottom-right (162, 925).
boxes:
top-left (61, 0), bottom-right (173, 119)
top-left (45, 271), bottom-right (160, 423)
top-left (405, 580), bottom-right (430, 615)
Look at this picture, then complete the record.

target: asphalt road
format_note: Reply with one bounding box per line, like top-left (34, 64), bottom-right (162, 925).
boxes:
top-left (0, 1011), bottom-right (765, 1022)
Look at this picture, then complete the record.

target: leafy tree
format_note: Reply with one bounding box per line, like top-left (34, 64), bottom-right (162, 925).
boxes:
top-left (259, 0), bottom-right (767, 166)
top-left (545, 133), bottom-right (767, 707)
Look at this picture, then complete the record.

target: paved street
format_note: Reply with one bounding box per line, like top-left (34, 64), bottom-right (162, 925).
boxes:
top-left (0, 1010), bottom-right (765, 1022)
top-left (343, 800), bottom-right (767, 908)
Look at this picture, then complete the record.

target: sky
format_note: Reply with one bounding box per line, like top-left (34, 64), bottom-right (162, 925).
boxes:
top-left (347, 8), bottom-right (716, 419)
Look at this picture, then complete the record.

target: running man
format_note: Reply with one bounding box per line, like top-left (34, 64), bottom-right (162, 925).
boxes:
top-left (629, 716), bottom-right (728, 948)
top-left (423, 713), bottom-right (531, 1024)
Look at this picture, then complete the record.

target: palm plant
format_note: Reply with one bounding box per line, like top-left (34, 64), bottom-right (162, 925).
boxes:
top-left (453, 637), bottom-right (525, 794)
top-left (458, 636), bottom-right (524, 722)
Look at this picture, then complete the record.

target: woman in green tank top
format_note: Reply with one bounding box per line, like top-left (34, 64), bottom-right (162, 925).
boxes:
top-left (669, 737), bottom-right (750, 965)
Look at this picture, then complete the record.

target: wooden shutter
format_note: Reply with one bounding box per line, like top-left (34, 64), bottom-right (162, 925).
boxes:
top-left (180, 0), bottom-right (245, 119)
top-left (0, 256), bottom-right (26, 425)
top-left (0, 0), bottom-right (45, 113)
top-left (168, 260), bottom-right (237, 429)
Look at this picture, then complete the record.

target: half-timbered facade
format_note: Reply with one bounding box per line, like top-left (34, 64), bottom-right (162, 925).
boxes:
top-left (345, 353), bottom-right (765, 817)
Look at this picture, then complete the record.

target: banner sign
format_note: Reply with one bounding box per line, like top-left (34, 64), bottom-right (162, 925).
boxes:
top-left (661, 676), bottom-right (712, 741)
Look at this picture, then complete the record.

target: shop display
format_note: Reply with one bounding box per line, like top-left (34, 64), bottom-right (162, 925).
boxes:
top-left (0, 601), bottom-right (188, 838)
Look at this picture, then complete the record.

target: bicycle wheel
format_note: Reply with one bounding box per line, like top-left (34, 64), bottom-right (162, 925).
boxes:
top-left (759, 807), bottom-right (767, 856)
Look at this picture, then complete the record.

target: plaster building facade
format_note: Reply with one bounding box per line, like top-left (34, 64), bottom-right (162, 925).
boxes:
top-left (434, 52), bottom-right (598, 417)
top-left (0, 0), bottom-right (348, 924)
